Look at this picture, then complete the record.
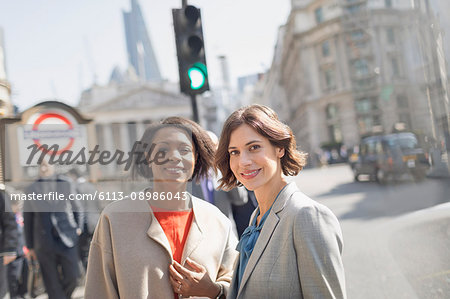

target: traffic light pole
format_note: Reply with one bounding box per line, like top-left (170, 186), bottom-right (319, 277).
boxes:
top-left (174, 2), bottom-right (207, 123)
top-left (190, 94), bottom-right (199, 123)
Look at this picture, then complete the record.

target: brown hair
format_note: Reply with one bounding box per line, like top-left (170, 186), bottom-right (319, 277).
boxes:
top-left (133, 117), bottom-right (215, 183)
top-left (215, 104), bottom-right (307, 190)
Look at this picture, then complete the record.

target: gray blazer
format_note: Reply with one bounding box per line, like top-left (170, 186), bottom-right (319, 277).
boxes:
top-left (229, 182), bottom-right (346, 299)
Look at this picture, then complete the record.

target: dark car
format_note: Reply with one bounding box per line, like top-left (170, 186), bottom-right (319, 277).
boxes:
top-left (352, 132), bottom-right (430, 184)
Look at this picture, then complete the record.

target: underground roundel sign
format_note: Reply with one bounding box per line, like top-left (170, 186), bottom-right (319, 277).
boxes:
top-left (31, 113), bottom-right (75, 155)
top-left (18, 110), bottom-right (84, 165)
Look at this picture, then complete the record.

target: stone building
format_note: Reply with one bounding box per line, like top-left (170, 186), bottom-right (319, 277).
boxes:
top-left (78, 77), bottom-right (194, 179)
top-left (262, 0), bottom-right (450, 165)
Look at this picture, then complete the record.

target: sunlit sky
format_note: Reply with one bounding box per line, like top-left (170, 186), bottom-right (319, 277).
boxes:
top-left (0, 0), bottom-right (291, 111)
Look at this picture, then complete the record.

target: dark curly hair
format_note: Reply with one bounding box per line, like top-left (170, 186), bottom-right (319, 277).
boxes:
top-left (215, 104), bottom-right (307, 190)
top-left (132, 117), bottom-right (215, 183)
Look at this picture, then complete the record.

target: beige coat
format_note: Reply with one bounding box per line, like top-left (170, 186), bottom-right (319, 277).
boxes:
top-left (229, 182), bottom-right (346, 299)
top-left (85, 195), bottom-right (238, 299)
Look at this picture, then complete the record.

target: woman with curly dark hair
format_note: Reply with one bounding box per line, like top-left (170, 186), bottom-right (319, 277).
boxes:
top-left (85, 117), bottom-right (237, 299)
top-left (215, 105), bottom-right (346, 299)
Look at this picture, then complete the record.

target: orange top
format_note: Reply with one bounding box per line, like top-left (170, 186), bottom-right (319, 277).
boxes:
top-left (152, 207), bottom-right (194, 263)
top-left (153, 207), bottom-right (194, 299)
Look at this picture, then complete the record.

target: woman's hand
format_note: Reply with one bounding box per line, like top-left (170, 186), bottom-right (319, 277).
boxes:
top-left (169, 258), bottom-right (221, 298)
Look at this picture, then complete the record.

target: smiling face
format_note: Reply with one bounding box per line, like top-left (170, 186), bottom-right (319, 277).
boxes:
top-left (228, 124), bottom-right (285, 193)
top-left (149, 127), bottom-right (196, 188)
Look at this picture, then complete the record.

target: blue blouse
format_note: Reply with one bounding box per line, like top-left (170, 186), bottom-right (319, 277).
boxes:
top-left (235, 185), bottom-right (288, 289)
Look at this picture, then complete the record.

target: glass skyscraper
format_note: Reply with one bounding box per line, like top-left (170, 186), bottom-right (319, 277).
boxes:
top-left (123, 0), bottom-right (162, 82)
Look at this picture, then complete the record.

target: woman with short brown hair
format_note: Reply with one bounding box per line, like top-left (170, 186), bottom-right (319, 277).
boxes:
top-left (215, 104), bottom-right (307, 191)
top-left (215, 104), bottom-right (346, 299)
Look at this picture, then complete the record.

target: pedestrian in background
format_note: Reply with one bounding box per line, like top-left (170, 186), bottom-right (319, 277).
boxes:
top-left (66, 168), bottom-right (100, 271)
top-left (6, 200), bottom-right (28, 299)
top-left (0, 189), bottom-right (18, 299)
top-left (231, 190), bottom-right (258, 239)
top-left (192, 130), bottom-right (248, 236)
top-left (24, 160), bottom-right (84, 299)
top-left (85, 117), bottom-right (237, 299)
top-left (215, 104), bottom-right (346, 298)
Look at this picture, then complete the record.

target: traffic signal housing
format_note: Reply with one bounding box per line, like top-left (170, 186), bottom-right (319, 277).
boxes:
top-left (172, 5), bottom-right (209, 95)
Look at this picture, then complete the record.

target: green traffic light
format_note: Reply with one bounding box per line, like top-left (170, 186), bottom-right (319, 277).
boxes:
top-left (188, 63), bottom-right (207, 90)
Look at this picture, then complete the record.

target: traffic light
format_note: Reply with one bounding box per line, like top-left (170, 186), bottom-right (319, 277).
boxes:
top-left (172, 5), bottom-right (209, 95)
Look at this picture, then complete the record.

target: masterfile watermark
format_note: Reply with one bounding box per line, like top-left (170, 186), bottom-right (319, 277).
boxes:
top-left (26, 141), bottom-right (168, 170)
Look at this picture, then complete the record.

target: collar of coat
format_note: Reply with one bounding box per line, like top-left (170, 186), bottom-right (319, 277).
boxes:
top-left (145, 193), bottom-right (208, 265)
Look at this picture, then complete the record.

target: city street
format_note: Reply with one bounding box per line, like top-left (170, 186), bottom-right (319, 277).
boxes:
top-left (3, 1), bottom-right (450, 298)
top-left (31, 164), bottom-right (450, 299)
top-left (294, 164), bottom-right (450, 299)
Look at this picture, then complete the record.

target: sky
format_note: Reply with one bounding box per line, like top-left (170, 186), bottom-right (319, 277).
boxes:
top-left (0, 0), bottom-right (291, 111)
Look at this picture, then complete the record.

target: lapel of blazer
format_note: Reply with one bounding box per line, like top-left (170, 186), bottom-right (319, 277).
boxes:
top-left (146, 205), bottom-right (173, 260)
top-left (181, 196), bottom-right (204, 264)
top-left (237, 182), bottom-right (298, 297)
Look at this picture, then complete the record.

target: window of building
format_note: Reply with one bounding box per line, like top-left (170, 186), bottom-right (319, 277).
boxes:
top-left (353, 59), bottom-right (369, 76)
top-left (373, 115), bottom-right (381, 126)
top-left (322, 40), bottom-right (330, 57)
top-left (385, 0), bottom-right (393, 8)
top-left (391, 57), bottom-right (400, 76)
top-left (386, 27), bottom-right (395, 44)
top-left (326, 104), bottom-right (342, 143)
top-left (326, 104), bottom-right (338, 120)
top-left (350, 30), bottom-right (365, 41)
top-left (355, 97), bottom-right (378, 113)
top-left (324, 68), bottom-right (336, 90)
top-left (315, 7), bottom-right (323, 24)
top-left (347, 4), bottom-right (363, 14)
top-left (328, 124), bottom-right (343, 143)
top-left (355, 98), bottom-right (371, 113)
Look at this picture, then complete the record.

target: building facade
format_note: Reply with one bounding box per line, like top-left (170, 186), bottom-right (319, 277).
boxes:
top-left (78, 78), bottom-right (193, 180)
top-left (262, 0), bottom-right (450, 166)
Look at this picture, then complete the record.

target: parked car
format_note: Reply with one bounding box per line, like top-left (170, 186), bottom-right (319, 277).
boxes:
top-left (352, 132), bottom-right (430, 184)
